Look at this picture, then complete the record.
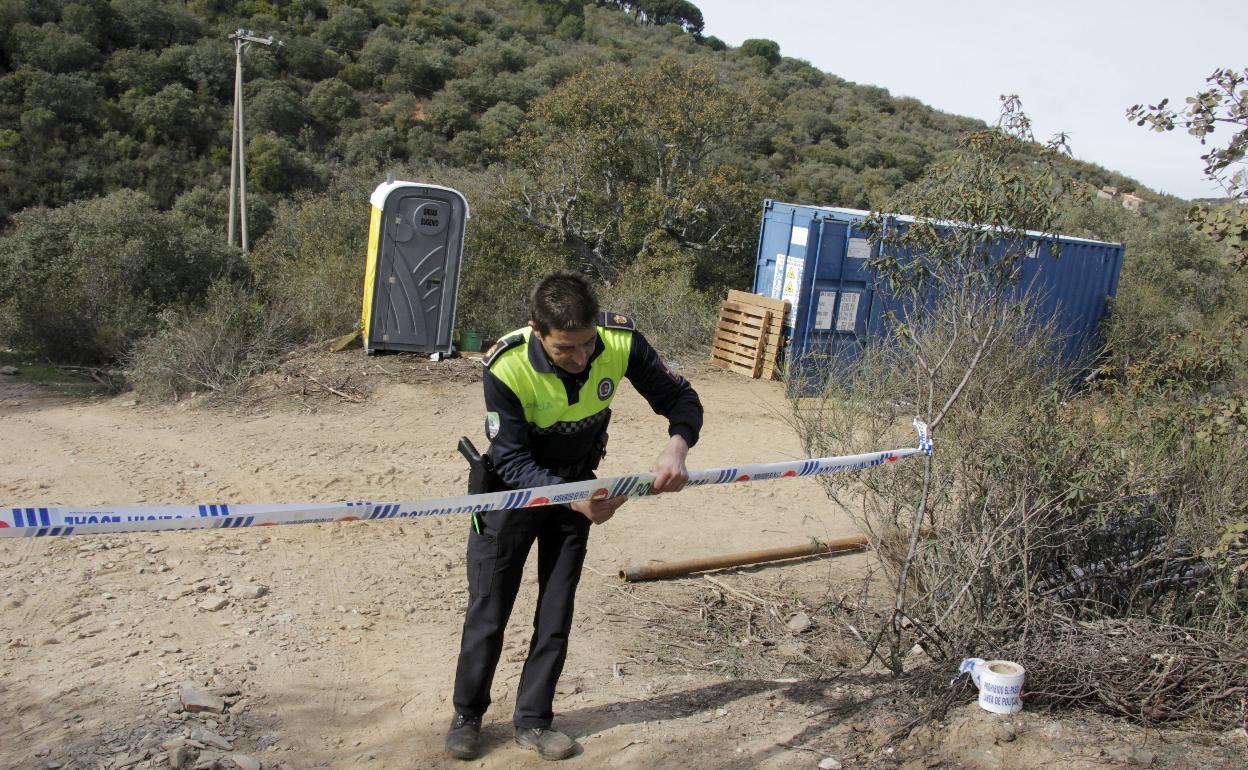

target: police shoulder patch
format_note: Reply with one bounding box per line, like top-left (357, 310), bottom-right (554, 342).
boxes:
top-left (598, 310), bottom-right (635, 331)
top-left (483, 333), bottom-right (525, 368)
top-left (596, 377), bottom-right (615, 400)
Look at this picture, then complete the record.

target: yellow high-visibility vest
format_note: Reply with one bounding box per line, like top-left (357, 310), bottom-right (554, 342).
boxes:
top-left (487, 325), bottom-right (631, 428)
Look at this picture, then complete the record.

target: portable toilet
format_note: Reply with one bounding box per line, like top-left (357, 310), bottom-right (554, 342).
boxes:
top-left (361, 180), bottom-right (469, 355)
top-left (753, 200), bottom-right (1125, 372)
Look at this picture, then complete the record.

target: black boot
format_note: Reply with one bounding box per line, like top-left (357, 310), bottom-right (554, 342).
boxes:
top-left (514, 726), bottom-right (578, 760)
top-left (445, 714), bottom-right (482, 760)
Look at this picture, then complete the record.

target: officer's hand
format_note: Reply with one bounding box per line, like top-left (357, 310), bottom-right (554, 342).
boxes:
top-left (650, 435), bottom-right (690, 494)
top-left (571, 496), bottom-right (627, 525)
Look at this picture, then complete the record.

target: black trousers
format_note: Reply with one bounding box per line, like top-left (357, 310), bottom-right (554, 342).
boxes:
top-left (451, 503), bottom-right (592, 728)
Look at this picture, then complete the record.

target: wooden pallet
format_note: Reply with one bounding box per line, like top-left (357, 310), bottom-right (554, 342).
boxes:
top-left (709, 290), bottom-right (789, 379)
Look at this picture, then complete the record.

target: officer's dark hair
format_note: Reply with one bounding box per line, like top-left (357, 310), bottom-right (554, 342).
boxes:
top-left (530, 272), bottom-right (599, 335)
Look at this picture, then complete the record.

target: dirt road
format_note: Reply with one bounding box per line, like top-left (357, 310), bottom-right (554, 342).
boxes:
top-left (2, 361), bottom-right (1242, 770)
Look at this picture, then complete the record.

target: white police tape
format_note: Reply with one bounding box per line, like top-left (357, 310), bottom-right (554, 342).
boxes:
top-left (959, 657), bottom-right (1026, 714)
top-left (0, 420), bottom-right (932, 539)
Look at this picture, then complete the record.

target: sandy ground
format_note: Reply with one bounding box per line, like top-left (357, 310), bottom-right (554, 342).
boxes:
top-left (1, 358), bottom-right (1244, 770)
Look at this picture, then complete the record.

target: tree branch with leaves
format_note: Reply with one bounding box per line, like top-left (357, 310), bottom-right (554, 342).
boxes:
top-left (1129, 67), bottom-right (1248, 269)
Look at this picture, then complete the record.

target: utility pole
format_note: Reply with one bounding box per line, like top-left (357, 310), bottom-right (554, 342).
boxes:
top-left (227, 29), bottom-right (279, 254)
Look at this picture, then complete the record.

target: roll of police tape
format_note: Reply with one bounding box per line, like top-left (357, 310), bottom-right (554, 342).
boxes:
top-left (960, 657), bottom-right (1026, 714)
top-left (0, 420), bottom-right (932, 539)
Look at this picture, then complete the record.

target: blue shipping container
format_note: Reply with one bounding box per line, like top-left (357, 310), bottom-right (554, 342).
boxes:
top-left (752, 200), bottom-right (1125, 371)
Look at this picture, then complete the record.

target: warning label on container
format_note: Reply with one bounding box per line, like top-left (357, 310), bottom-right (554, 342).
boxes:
top-left (771, 254), bottom-right (805, 328)
top-left (847, 237), bottom-right (871, 260)
top-left (836, 292), bottom-right (860, 332)
top-left (815, 291), bottom-right (836, 330)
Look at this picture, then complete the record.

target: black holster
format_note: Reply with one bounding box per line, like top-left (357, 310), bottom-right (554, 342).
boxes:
top-left (458, 436), bottom-right (502, 495)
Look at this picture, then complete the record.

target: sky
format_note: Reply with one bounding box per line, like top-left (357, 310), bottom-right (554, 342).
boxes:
top-left (694, 0), bottom-right (1247, 200)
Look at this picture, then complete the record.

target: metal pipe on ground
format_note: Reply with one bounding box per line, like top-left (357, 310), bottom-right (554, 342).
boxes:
top-left (619, 535), bottom-right (868, 582)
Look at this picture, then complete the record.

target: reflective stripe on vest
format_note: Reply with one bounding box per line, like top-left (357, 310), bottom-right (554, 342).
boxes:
top-left (488, 326), bottom-right (630, 429)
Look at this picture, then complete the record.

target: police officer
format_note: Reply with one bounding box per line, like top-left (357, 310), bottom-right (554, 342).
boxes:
top-left (446, 272), bottom-right (703, 761)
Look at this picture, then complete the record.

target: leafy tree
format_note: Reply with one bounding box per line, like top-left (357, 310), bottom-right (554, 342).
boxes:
top-left (700, 35), bottom-right (725, 52)
top-left (306, 77), bottom-right (359, 125)
top-left (315, 5), bottom-right (372, 50)
top-left (524, 54), bottom-right (584, 88)
top-left (106, 49), bottom-right (165, 94)
top-left (127, 83), bottom-right (208, 143)
top-left (1129, 67), bottom-right (1248, 268)
top-left (644, 0), bottom-right (704, 34)
top-left (594, 1), bottom-right (703, 35)
top-left (867, 96), bottom-right (1076, 301)
top-left (110, 0), bottom-right (204, 50)
top-left (244, 79), bottom-right (309, 135)
top-left (20, 70), bottom-right (104, 131)
top-left (0, 0), bottom-right (31, 65)
top-left (478, 101), bottom-right (525, 146)
top-left (248, 181), bottom-right (372, 339)
top-left (60, 1), bottom-right (118, 49)
top-left (246, 132), bottom-right (318, 194)
top-left (236, 43), bottom-right (280, 81)
top-left (334, 126), bottom-right (403, 169)
top-left (504, 58), bottom-right (768, 287)
top-left (358, 28), bottom-right (403, 77)
top-left (10, 23), bottom-right (101, 73)
top-left (448, 129), bottom-right (486, 165)
top-left (281, 35), bottom-right (343, 82)
top-left (172, 185), bottom-right (274, 242)
top-left (337, 62), bottom-right (375, 90)
top-left (454, 35), bottom-right (538, 77)
top-left (423, 88), bottom-right (476, 136)
top-left (1130, 67), bottom-right (1248, 197)
top-left (382, 42), bottom-right (452, 95)
top-left (739, 38), bottom-right (780, 68)
top-left (527, 0), bottom-right (584, 26)
top-left (184, 38), bottom-right (234, 98)
top-left (553, 13), bottom-right (583, 40)
top-left (153, 44), bottom-right (197, 88)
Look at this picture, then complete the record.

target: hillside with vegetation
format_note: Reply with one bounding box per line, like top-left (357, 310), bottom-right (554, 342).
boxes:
top-left (1, 0), bottom-right (1162, 365)
top-left (0, 0), bottom-right (992, 224)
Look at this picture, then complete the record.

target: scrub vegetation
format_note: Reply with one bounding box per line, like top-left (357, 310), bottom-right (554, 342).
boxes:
top-left (779, 98), bottom-right (1248, 726)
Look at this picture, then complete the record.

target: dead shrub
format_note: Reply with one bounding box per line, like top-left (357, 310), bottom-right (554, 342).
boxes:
top-left (785, 292), bottom-right (1248, 727)
top-left (126, 282), bottom-right (298, 399)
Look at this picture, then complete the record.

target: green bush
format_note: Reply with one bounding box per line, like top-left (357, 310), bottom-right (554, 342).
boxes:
top-left (244, 79), bottom-right (309, 135)
top-left (455, 193), bottom-right (717, 360)
top-left (127, 280), bottom-right (297, 398)
top-left (739, 38), bottom-right (780, 68)
top-left (0, 189), bottom-right (243, 363)
top-left (171, 186), bottom-right (275, 244)
top-left (246, 133), bottom-right (319, 194)
top-left (306, 78), bottom-right (359, 125)
top-left (454, 196), bottom-right (565, 339)
top-left (248, 182), bottom-right (371, 341)
top-left (600, 263), bottom-right (717, 362)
